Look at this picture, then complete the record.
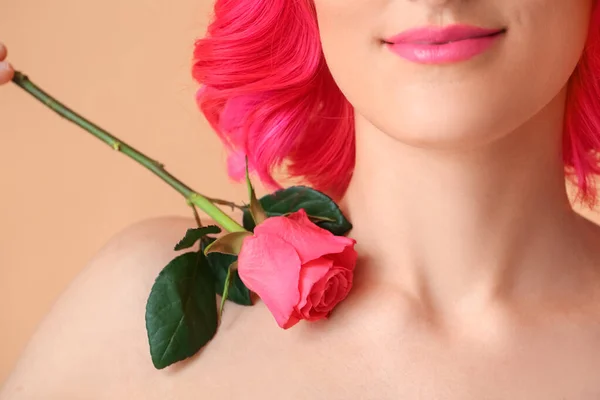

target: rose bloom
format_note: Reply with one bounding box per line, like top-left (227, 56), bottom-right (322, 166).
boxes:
top-left (237, 209), bottom-right (357, 329)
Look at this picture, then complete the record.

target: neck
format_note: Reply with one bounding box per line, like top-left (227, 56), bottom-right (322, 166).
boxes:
top-left (342, 89), bottom-right (595, 309)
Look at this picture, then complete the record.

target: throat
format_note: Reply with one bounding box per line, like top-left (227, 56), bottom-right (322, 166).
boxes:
top-left (340, 112), bottom-right (583, 307)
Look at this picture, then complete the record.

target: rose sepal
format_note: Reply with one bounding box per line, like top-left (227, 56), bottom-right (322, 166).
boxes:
top-left (203, 231), bottom-right (253, 256)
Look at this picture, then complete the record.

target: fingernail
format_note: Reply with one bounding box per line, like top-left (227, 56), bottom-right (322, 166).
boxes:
top-left (0, 62), bottom-right (11, 70)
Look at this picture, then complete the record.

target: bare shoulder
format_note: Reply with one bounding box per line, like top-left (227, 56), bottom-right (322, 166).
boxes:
top-left (0, 216), bottom-right (254, 399)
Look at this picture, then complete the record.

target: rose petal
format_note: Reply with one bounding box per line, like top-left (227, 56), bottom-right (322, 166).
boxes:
top-left (300, 297), bottom-right (328, 321)
top-left (310, 286), bottom-right (326, 309)
top-left (296, 257), bottom-right (334, 312)
top-left (322, 279), bottom-right (338, 307)
top-left (313, 286), bottom-right (335, 313)
top-left (299, 296), bottom-right (314, 318)
top-left (237, 234), bottom-right (302, 329)
top-left (315, 269), bottom-right (352, 313)
top-left (333, 274), bottom-right (350, 299)
top-left (254, 209), bottom-right (355, 264)
top-left (326, 244), bottom-right (358, 272)
top-left (283, 314), bottom-right (300, 329)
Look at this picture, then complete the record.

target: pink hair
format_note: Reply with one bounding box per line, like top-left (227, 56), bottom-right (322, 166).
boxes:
top-left (193, 1), bottom-right (600, 206)
top-left (564, 5), bottom-right (600, 206)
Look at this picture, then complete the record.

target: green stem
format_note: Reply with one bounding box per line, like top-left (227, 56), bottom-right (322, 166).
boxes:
top-left (204, 197), bottom-right (246, 212)
top-left (11, 70), bottom-right (245, 233)
top-left (190, 204), bottom-right (203, 228)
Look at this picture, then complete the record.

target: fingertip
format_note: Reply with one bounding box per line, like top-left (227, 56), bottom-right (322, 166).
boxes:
top-left (0, 62), bottom-right (14, 84)
top-left (0, 43), bottom-right (7, 61)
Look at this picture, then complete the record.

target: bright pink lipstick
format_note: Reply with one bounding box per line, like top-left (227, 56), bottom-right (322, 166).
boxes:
top-left (385, 24), bottom-right (506, 64)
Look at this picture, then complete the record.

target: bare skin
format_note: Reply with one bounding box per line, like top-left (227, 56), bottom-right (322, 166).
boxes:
top-left (0, 43), bottom-right (14, 84)
top-left (1, 214), bottom-right (600, 399)
top-left (3, 0), bottom-right (600, 395)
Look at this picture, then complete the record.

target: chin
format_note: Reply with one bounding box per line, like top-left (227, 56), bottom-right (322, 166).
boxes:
top-left (372, 106), bottom-right (514, 151)
top-left (392, 128), bottom-right (499, 151)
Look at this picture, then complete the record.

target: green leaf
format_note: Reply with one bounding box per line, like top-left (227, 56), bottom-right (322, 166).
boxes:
top-left (204, 231), bottom-right (252, 256)
top-left (242, 186), bottom-right (352, 236)
top-left (202, 239), bottom-right (252, 306)
top-left (174, 225), bottom-right (221, 251)
top-left (145, 252), bottom-right (218, 369)
top-left (306, 215), bottom-right (337, 223)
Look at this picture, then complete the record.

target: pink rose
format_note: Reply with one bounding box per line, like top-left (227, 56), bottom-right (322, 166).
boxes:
top-left (237, 209), bottom-right (357, 329)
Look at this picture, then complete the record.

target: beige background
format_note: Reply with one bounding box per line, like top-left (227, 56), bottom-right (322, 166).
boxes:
top-left (1, 0), bottom-right (599, 386)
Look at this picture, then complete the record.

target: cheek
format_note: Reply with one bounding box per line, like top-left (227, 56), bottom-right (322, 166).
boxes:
top-left (482, 0), bottom-right (593, 142)
top-left (507, 0), bottom-right (592, 107)
top-left (313, 0), bottom-right (384, 97)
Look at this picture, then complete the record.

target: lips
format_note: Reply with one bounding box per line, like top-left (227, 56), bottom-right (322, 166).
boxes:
top-left (384, 24), bottom-right (506, 64)
top-left (385, 24), bottom-right (506, 46)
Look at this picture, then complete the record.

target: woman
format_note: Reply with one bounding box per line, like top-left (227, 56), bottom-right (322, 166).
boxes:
top-left (2, 0), bottom-right (600, 398)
